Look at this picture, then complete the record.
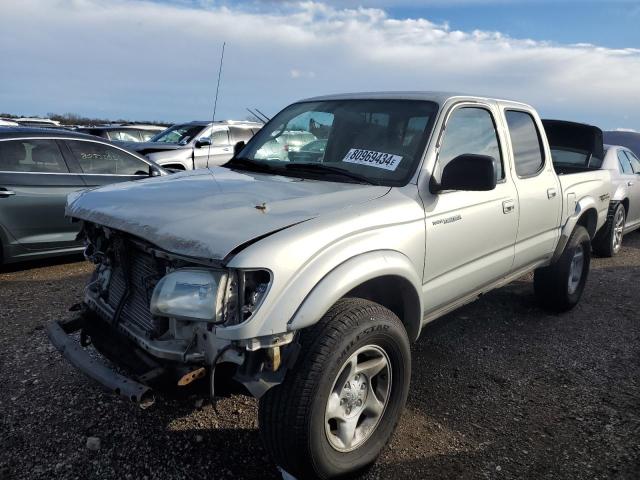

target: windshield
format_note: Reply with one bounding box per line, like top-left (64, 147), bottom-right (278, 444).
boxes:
top-left (235, 99), bottom-right (438, 186)
top-left (150, 124), bottom-right (206, 145)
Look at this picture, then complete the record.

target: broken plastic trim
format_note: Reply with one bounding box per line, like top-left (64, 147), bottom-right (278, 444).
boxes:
top-left (46, 319), bottom-right (155, 408)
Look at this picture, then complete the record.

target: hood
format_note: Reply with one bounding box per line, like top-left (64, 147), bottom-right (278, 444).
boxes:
top-left (66, 167), bottom-right (390, 260)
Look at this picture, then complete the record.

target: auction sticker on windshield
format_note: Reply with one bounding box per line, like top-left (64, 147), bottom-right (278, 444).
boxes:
top-left (342, 148), bottom-right (403, 171)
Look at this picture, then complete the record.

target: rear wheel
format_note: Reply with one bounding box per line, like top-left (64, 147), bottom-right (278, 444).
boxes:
top-left (258, 298), bottom-right (411, 479)
top-left (593, 203), bottom-right (625, 257)
top-left (534, 225), bottom-right (591, 312)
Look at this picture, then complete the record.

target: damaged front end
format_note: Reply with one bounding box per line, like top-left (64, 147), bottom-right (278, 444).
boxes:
top-left (47, 222), bottom-right (297, 407)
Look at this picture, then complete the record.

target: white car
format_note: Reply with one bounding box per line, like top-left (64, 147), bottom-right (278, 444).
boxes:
top-left (593, 145), bottom-right (640, 256)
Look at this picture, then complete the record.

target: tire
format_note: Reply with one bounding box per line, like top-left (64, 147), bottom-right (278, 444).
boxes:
top-left (258, 298), bottom-right (411, 479)
top-left (593, 203), bottom-right (625, 257)
top-left (534, 225), bottom-right (591, 312)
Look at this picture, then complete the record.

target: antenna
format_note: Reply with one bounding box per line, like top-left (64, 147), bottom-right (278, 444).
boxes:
top-left (255, 108), bottom-right (271, 122)
top-left (246, 108), bottom-right (263, 124)
top-left (207, 41), bottom-right (226, 165)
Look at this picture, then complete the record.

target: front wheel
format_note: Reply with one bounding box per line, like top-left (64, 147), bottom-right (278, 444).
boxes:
top-left (258, 298), bottom-right (411, 479)
top-left (534, 225), bottom-right (591, 312)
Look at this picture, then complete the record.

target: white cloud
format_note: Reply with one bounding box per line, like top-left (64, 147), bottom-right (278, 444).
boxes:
top-left (0, 0), bottom-right (638, 129)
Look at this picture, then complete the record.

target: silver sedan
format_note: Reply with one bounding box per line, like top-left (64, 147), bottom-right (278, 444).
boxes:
top-left (593, 145), bottom-right (640, 256)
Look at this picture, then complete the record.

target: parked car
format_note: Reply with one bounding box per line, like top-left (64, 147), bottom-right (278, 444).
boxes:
top-left (255, 130), bottom-right (318, 161)
top-left (127, 120), bottom-right (262, 170)
top-left (590, 144), bottom-right (640, 256)
top-left (604, 130), bottom-right (640, 158)
top-left (48, 92), bottom-right (611, 479)
top-left (76, 125), bottom-right (166, 143)
top-left (0, 119), bottom-right (19, 127)
top-left (13, 117), bottom-right (61, 128)
top-left (0, 127), bottom-right (166, 265)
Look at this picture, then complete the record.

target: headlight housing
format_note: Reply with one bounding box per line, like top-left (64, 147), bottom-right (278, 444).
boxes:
top-left (150, 269), bottom-right (227, 322)
top-left (149, 268), bottom-right (271, 324)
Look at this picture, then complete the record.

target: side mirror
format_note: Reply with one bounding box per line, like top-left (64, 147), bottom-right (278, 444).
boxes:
top-left (234, 141), bottom-right (246, 156)
top-left (150, 167), bottom-right (163, 177)
top-left (430, 154), bottom-right (497, 193)
top-left (195, 137), bottom-right (212, 148)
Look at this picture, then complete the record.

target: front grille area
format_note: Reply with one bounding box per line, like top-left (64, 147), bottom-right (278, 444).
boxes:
top-left (105, 243), bottom-right (167, 338)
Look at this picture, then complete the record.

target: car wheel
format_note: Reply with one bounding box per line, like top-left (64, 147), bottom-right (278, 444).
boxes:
top-left (258, 298), bottom-right (411, 479)
top-left (534, 225), bottom-right (591, 312)
top-left (593, 203), bottom-right (625, 257)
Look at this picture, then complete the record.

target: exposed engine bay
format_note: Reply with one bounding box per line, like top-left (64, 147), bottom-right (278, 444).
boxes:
top-left (55, 222), bottom-right (297, 406)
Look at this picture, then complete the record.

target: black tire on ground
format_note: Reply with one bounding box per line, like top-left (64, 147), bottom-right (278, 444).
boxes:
top-left (258, 298), bottom-right (411, 480)
top-left (593, 203), bottom-right (625, 257)
top-left (534, 225), bottom-right (591, 312)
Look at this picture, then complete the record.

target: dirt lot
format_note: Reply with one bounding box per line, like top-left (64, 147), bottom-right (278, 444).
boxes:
top-left (1, 235), bottom-right (639, 480)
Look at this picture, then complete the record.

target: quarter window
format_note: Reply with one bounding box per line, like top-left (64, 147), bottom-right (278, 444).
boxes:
top-left (0, 139), bottom-right (69, 173)
top-left (68, 141), bottom-right (150, 175)
top-left (617, 150), bottom-right (634, 174)
top-left (623, 150), bottom-right (640, 174)
top-left (505, 110), bottom-right (545, 177)
top-left (438, 107), bottom-right (503, 180)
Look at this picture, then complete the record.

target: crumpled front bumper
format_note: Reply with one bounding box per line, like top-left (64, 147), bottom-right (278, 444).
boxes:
top-left (46, 318), bottom-right (155, 407)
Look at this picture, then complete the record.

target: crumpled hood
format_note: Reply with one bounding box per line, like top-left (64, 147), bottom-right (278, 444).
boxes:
top-left (66, 167), bottom-right (390, 260)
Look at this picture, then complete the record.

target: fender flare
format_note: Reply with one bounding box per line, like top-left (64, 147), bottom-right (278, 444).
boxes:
top-left (287, 250), bottom-right (424, 341)
top-left (551, 196), bottom-right (599, 263)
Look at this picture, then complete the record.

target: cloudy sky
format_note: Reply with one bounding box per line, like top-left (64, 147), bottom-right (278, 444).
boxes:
top-left (1, 0), bottom-right (639, 129)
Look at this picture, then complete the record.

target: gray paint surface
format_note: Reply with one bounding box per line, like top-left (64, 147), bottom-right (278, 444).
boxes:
top-left (66, 166), bottom-right (390, 260)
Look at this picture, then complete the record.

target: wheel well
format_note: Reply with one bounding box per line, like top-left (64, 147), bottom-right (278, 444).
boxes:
top-left (620, 198), bottom-right (629, 215)
top-left (577, 208), bottom-right (598, 239)
top-left (345, 275), bottom-right (421, 342)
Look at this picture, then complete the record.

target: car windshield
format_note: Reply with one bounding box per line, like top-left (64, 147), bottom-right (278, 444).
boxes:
top-left (235, 99), bottom-right (439, 186)
top-left (150, 124), bottom-right (205, 145)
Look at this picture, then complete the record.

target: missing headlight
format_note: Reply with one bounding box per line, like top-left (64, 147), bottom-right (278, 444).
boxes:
top-left (223, 270), bottom-right (271, 325)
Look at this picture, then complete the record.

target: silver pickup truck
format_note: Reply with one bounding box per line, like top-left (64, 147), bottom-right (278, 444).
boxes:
top-left (48, 92), bottom-right (611, 479)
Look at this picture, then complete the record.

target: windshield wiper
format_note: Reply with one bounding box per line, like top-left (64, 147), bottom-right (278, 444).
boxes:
top-left (285, 163), bottom-right (379, 185)
top-left (224, 157), bottom-right (281, 174)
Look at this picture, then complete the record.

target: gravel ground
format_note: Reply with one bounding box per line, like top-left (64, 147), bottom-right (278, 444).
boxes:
top-left (1, 234), bottom-right (639, 480)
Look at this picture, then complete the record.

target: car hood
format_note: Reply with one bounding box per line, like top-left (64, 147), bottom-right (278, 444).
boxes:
top-left (66, 167), bottom-right (390, 261)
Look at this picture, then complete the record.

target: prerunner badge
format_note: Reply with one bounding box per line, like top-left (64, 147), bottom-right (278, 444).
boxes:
top-left (342, 148), bottom-right (402, 171)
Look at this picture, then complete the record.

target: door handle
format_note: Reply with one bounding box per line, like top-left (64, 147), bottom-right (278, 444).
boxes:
top-left (222, 147), bottom-right (230, 152)
top-left (628, 181), bottom-right (634, 187)
top-left (547, 188), bottom-right (557, 199)
top-left (502, 199), bottom-right (515, 214)
top-left (0, 188), bottom-right (16, 198)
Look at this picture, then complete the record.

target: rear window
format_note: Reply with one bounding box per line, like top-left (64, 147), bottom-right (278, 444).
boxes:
top-left (0, 139), bottom-right (69, 173)
top-left (506, 110), bottom-right (545, 177)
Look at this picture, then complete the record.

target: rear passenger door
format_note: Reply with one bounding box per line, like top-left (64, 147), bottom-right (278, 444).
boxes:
top-left (63, 139), bottom-right (154, 187)
top-left (504, 109), bottom-right (562, 271)
top-left (0, 138), bottom-right (85, 250)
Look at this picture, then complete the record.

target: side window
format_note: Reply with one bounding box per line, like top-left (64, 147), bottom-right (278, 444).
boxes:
top-left (438, 107), bottom-right (503, 180)
top-left (623, 151), bottom-right (640, 174)
top-left (229, 127), bottom-right (255, 144)
top-left (505, 110), bottom-right (545, 177)
top-left (617, 150), bottom-right (634, 174)
top-left (211, 130), bottom-right (229, 145)
top-left (67, 141), bottom-right (150, 175)
top-left (0, 139), bottom-right (69, 173)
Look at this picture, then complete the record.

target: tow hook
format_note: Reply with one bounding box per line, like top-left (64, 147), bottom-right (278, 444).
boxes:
top-left (177, 367), bottom-right (207, 386)
top-left (266, 346), bottom-right (281, 372)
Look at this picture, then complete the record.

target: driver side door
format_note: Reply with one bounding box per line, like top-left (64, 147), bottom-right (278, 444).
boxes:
top-left (193, 128), bottom-right (232, 169)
